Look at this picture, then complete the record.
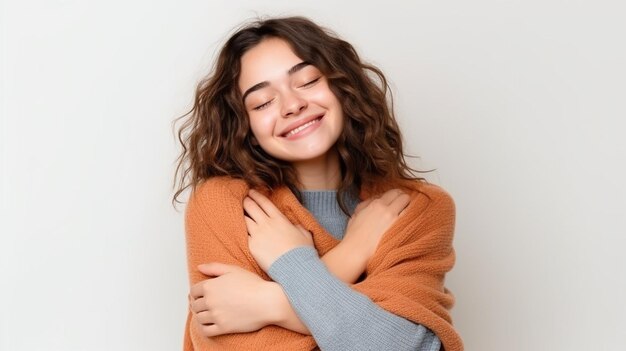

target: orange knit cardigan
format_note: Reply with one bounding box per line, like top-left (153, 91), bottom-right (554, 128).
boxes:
top-left (183, 176), bottom-right (463, 351)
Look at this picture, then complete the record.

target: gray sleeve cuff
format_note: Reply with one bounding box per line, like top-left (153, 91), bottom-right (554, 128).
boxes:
top-left (268, 246), bottom-right (442, 351)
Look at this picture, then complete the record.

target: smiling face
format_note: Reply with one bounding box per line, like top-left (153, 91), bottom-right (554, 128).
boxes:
top-left (238, 37), bottom-right (344, 166)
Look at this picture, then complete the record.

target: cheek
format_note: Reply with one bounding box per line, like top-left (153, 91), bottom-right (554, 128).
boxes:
top-left (310, 84), bottom-right (335, 102)
top-left (311, 85), bottom-right (343, 115)
top-left (332, 110), bottom-right (345, 138)
top-left (248, 113), bottom-right (275, 138)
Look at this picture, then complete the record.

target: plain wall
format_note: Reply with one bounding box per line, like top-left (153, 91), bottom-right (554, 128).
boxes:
top-left (2, 0), bottom-right (625, 350)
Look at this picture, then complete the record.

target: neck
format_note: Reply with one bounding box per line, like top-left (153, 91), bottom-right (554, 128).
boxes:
top-left (292, 148), bottom-right (341, 190)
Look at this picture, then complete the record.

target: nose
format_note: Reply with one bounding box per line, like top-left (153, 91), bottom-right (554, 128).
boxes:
top-left (280, 90), bottom-right (307, 118)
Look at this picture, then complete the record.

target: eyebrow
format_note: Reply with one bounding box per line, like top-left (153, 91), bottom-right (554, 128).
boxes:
top-left (241, 61), bottom-right (311, 102)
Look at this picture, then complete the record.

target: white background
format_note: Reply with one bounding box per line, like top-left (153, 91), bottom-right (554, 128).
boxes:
top-left (2, 1), bottom-right (625, 350)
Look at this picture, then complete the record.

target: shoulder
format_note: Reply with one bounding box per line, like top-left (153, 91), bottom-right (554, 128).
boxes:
top-left (401, 180), bottom-right (456, 221)
top-left (363, 178), bottom-right (455, 221)
top-left (184, 177), bottom-right (255, 275)
top-left (190, 176), bottom-right (248, 205)
top-left (385, 180), bottom-right (457, 249)
top-left (186, 176), bottom-right (249, 220)
top-left (413, 181), bottom-right (454, 208)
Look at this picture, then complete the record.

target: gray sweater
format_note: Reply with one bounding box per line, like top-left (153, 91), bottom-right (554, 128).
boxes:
top-left (268, 190), bottom-right (442, 351)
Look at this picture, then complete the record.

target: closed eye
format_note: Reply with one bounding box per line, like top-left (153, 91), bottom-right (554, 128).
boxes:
top-left (300, 77), bottom-right (321, 88)
top-left (253, 99), bottom-right (274, 111)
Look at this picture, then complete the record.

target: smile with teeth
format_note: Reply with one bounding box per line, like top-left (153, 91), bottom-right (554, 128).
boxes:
top-left (283, 117), bottom-right (322, 137)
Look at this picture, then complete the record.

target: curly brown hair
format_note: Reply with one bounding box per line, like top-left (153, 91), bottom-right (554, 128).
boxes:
top-left (173, 16), bottom-right (424, 213)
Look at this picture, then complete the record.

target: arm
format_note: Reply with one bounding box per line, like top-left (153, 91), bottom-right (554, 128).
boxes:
top-left (270, 247), bottom-right (442, 351)
top-left (316, 196), bottom-right (377, 283)
top-left (188, 181), bottom-right (454, 349)
top-left (272, 239), bottom-right (370, 333)
top-left (186, 184), bottom-right (364, 339)
top-left (184, 179), bottom-right (393, 342)
top-left (247, 188), bottom-right (443, 350)
top-left (183, 178), bottom-right (317, 350)
top-left (349, 183), bottom-right (463, 351)
top-left (319, 235), bottom-right (367, 283)
top-left (248, 189), bottom-right (398, 285)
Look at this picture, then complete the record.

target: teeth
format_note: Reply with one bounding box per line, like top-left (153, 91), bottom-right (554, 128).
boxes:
top-left (285, 118), bottom-right (320, 137)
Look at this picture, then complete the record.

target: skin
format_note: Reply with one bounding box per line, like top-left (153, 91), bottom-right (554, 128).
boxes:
top-left (189, 37), bottom-right (411, 337)
top-left (240, 37), bottom-right (344, 190)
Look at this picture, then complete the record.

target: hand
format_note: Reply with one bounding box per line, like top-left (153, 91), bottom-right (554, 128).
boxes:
top-left (244, 189), bottom-right (314, 272)
top-left (343, 188), bottom-right (410, 261)
top-left (189, 263), bottom-right (279, 337)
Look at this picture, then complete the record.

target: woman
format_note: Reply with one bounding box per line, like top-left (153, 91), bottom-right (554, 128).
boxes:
top-left (174, 16), bottom-right (463, 351)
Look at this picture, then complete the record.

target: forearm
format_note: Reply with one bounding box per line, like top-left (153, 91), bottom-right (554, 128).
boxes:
top-left (266, 242), bottom-right (364, 333)
top-left (267, 281), bottom-right (311, 335)
top-left (265, 241), bottom-right (364, 334)
top-left (320, 238), bottom-right (367, 284)
top-left (269, 247), bottom-right (442, 351)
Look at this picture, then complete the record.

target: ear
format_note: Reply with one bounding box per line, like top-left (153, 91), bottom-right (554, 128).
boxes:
top-left (250, 136), bottom-right (259, 146)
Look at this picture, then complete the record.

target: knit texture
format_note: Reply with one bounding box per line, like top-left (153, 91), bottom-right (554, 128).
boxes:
top-left (279, 190), bottom-right (441, 350)
top-left (269, 246), bottom-right (441, 351)
top-left (300, 190), bottom-right (359, 239)
top-left (183, 176), bottom-right (463, 351)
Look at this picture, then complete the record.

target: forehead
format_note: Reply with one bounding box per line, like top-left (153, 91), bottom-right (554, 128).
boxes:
top-left (238, 37), bottom-right (304, 92)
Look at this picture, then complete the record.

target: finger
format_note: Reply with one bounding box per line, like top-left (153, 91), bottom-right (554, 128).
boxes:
top-left (244, 215), bottom-right (257, 235)
top-left (247, 189), bottom-right (283, 218)
top-left (200, 323), bottom-right (223, 337)
top-left (379, 188), bottom-right (404, 205)
top-left (196, 310), bottom-right (213, 325)
top-left (296, 224), bottom-right (312, 238)
top-left (197, 262), bottom-right (234, 277)
top-left (190, 297), bottom-right (209, 313)
top-left (388, 192), bottom-right (411, 215)
top-left (243, 196), bottom-right (267, 222)
top-left (296, 225), bottom-right (314, 245)
top-left (190, 282), bottom-right (205, 299)
top-left (353, 198), bottom-right (372, 214)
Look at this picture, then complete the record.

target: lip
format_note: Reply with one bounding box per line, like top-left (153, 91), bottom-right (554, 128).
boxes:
top-left (279, 113), bottom-right (325, 137)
